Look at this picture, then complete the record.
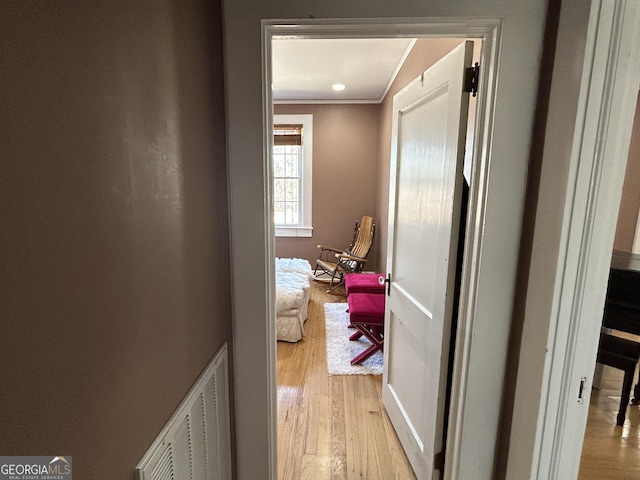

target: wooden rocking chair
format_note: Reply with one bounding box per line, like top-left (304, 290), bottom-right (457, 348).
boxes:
top-left (314, 216), bottom-right (375, 292)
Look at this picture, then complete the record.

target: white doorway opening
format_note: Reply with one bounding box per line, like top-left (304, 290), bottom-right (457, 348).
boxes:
top-left (263, 19), bottom-right (511, 480)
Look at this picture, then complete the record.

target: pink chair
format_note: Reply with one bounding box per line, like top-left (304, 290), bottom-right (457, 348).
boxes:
top-left (347, 293), bottom-right (385, 365)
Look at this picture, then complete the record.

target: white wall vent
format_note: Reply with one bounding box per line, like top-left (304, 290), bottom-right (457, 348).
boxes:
top-left (136, 343), bottom-right (232, 480)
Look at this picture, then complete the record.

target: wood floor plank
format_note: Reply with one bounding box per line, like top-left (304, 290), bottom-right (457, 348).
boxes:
top-left (579, 364), bottom-right (640, 480)
top-left (345, 376), bottom-right (369, 479)
top-left (331, 376), bottom-right (348, 479)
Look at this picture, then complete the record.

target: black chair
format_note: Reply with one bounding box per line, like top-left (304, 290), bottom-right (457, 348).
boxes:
top-left (596, 332), bottom-right (640, 426)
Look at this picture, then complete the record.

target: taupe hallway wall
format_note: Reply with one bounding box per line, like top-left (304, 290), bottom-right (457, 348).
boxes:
top-left (0, 1), bottom-right (234, 478)
top-left (613, 92), bottom-right (640, 251)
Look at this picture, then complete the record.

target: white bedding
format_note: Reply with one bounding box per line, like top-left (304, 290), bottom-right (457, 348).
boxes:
top-left (275, 258), bottom-right (313, 342)
top-left (275, 271), bottom-right (309, 313)
top-left (275, 257), bottom-right (313, 278)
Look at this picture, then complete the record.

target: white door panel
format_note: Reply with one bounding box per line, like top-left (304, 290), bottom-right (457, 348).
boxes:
top-left (383, 41), bottom-right (472, 480)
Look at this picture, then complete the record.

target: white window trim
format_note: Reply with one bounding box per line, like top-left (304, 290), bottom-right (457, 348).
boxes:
top-left (273, 113), bottom-right (313, 237)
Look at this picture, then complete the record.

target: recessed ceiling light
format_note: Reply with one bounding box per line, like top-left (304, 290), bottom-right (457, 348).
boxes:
top-left (332, 84), bottom-right (347, 91)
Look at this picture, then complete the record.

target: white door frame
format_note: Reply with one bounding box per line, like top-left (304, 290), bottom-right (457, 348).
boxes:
top-left (507, 1), bottom-right (640, 478)
top-left (224, 1), bottom-right (549, 478)
top-left (225, 0), bottom-right (640, 478)
top-left (263, 19), bottom-right (521, 480)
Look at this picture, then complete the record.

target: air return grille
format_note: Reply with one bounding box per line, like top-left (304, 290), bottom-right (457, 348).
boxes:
top-left (136, 343), bottom-right (231, 480)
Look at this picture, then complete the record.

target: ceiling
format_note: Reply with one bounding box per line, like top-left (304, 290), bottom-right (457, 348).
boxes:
top-left (271, 38), bottom-right (416, 103)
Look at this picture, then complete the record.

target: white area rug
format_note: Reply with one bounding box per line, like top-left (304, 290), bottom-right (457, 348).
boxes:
top-left (324, 303), bottom-right (383, 375)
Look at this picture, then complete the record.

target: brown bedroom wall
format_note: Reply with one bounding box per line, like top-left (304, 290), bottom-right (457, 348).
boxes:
top-left (613, 92), bottom-right (640, 252)
top-left (0, 1), bottom-right (233, 479)
top-left (275, 39), bottom-right (473, 273)
top-left (274, 103), bottom-right (381, 271)
top-left (374, 37), bottom-right (471, 272)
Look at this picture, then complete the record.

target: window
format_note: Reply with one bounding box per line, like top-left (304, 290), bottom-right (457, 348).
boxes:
top-left (273, 114), bottom-right (313, 237)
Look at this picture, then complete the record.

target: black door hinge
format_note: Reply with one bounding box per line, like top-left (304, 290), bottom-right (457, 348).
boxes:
top-left (464, 62), bottom-right (480, 97)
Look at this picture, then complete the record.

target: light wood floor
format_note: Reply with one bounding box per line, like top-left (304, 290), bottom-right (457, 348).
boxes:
top-left (579, 365), bottom-right (640, 479)
top-left (277, 282), bottom-right (416, 480)
top-left (278, 283), bottom-right (640, 480)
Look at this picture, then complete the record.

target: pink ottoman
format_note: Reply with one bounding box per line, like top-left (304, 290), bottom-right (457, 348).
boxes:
top-left (344, 273), bottom-right (386, 296)
top-left (347, 293), bottom-right (385, 365)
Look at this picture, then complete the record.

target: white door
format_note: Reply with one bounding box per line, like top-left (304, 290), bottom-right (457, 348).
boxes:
top-left (382, 41), bottom-right (472, 480)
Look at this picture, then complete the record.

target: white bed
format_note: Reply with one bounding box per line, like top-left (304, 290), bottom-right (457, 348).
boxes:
top-left (275, 258), bottom-right (312, 342)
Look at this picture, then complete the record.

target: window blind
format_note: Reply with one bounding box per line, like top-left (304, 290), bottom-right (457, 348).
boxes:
top-left (274, 124), bottom-right (302, 146)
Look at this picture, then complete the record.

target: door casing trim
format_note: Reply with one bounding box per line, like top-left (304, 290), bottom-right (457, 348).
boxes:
top-left (263, 18), bottom-right (505, 480)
